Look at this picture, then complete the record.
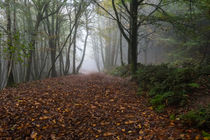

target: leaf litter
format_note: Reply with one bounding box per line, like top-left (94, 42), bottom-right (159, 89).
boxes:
top-left (0, 74), bottom-right (203, 139)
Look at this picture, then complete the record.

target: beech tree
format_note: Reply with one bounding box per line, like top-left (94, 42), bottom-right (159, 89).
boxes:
top-left (93, 0), bottom-right (164, 73)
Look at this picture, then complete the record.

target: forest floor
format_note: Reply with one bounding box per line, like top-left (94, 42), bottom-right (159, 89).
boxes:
top-left (0, 74), bottom-right (203, 140)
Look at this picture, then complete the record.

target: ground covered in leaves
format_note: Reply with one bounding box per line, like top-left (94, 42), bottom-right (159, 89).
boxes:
top-left (0, 74), bottom-right (203, 139)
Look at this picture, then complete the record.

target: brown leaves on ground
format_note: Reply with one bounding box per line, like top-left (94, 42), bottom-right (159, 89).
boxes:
top-left (0, 74), bottom-right (203, 139)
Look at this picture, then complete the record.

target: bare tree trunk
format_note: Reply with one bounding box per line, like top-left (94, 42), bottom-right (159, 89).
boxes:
top-left (6, 0), bottom-right (14, 86)
top-left (64, 11), bottom-right (72, 75)
top-left (120, 30), bottom-right (124, 66)
top-left (76, 15), bottom-right (89, 73)
top-left (72, 23), bottom-right (78, 74)
top-left (130, 0), bottom-right (138, 73)
top-left (26, 16), bottom-right (41, 81)
top-left (119, 8), bottom-right (124, 66)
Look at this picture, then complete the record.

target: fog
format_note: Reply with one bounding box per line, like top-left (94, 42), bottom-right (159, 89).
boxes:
top-left (80, 44), bottom-right (98, 74)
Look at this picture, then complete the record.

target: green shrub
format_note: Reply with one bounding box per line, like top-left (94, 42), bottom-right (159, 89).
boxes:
top-left (109, 65), bottom-right (130, 77)
top-left (155, 105), bottom-right (165, 113)
top-left (170, 114), bottom-right (176, 120)
top-left (181, 105), bottom-right (210, 130)
top-left (199, 65), bottom-right (210, 75)
top-left (202, 131), bottom-right (210, 140)
top-left (136, 64), bottom-right (172, 90)
top-left (136, 64), bottom-right (200, 110)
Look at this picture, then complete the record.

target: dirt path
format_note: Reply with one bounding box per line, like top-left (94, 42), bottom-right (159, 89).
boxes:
top-left (0, 74), bottom-right (201, 139)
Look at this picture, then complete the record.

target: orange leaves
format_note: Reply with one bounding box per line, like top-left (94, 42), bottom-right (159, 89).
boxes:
top-left (30, 131), bottom-right (37, 139)
top-left (170, 122), bottom-right (175, 126)
top-left (116, 122), bottom-right (121, 126)
top-left (148, 106), bottom-right (153, 110)
top-left (52, 119), bottom-right (56, 124)
top-left (43, 110), bottom-right (48, 114)
top-left (50, 134), bottom-right (56, 140)
top-left (0, 127), bottom-right (3, 132)
top-left (109, 99), bottom-right (114, 102)
top-left (128, 130), bottom-right (133, 134)
top-left (103, 132), bottom-right (115, 137)
top-left (34, 101), bottom-right (40, 105)
top-left (90, 105), bottom-right (97, 109)
top-left (139, 130), bottom-right (144, 135)
top-left (120, 106), bottom-right (125, 110)
top-left (39, 116), bottom-right (49, 120)
top-left (138, 136), bottom-right (143, 140)
top-left (100, 121), bottom-right (110, 126)
top-left (124, 120), bottom-right (135, 125)
top-left (138, 124), bottom-right (142, 129)
top-left (0, 74), bottom-right (204, 139)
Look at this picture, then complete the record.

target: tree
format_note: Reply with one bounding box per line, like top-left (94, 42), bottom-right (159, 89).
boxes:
top-left (94, 0), bottom-right (164, 73)
top-left (6, 0), bottom-right (14, 86)
top-left (26, 0), bottom-right (66, 80)
top-left (76, 9), bottom-right (92, 73)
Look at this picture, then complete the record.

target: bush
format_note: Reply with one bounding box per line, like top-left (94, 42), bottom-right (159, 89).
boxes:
top-left (136, 64), bottom-right (200, 110)
top-left (181, 105), bottom-right (210, 130)
top-left (109, 65), bottom-right (131, 77)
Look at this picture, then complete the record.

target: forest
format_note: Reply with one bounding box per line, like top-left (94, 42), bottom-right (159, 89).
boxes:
top-left (0, 0), bottom-right (210, 139)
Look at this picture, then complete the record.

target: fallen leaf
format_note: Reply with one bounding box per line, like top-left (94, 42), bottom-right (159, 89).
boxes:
top-left (122, 129), bottom-right (126, 132)
top-left (116, 123), bottom-right (120, 126)
top-left (125, 120), bottom-right (135, 125)
top-left (30, 131), bottom-right (37, 139)
top-left (103, 132), bottom-right (114, 136)
top-left (128, 130), bottom-right (132, 133)
top-left (138, 124), bottom-right (142, 129)
top-left (50, 134), bottom-right (56, 140)
top-left (39, 116), bottom-right (49, 120)
top-left (139, 130), bottom-right (144, 135)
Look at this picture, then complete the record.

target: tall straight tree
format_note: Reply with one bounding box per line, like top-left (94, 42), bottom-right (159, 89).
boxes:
top-left (6, 0), bottom-right (14, 86)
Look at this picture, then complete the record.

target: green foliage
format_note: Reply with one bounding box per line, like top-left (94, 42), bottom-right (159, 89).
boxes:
top-left (2, 32), bottom-right (32, 63)
top-left (136, 64), bottom-right (202, 110)
top-left (155, 105), bottom-right (165, 113)
top-left (202, 131), bottom-right (210, 140)
top-left (137, 88), bottom-right (144, 96)
top-left (188, 83), bottom-right (200, 88)
top-left (109, 65), bottom-right (131, 77)
top-left (181, 105), bottom-right (210, 130)
top-left (199, 65), bottom-right (210, 75)
top-left (170, 114), bottom-right (176, 120)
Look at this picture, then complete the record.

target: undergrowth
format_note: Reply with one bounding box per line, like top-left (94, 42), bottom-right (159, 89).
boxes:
top-left (109, 64), bottom-right (210, 130)
top-left (181, 105), bottom-right (210, 131)
top-left (135, 64), bottom-right (210, 112)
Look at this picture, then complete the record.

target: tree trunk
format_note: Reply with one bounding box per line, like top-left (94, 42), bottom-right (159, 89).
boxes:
top-left (130, 0), bottom-right (138, 73)
top-left (72, 24), bottom-right (78, 74)
top-left (6, 0), bottom-right (14, 86)
top-left (120, 31), bottom-right (124, 66)
top-left (26, 15), bottom-right (41, 81)
top-left (76, 16), bottom-right (89, 73)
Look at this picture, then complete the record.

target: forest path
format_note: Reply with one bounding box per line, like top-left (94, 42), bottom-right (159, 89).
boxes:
top-left (0, 73), bottom-right (201, 139)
